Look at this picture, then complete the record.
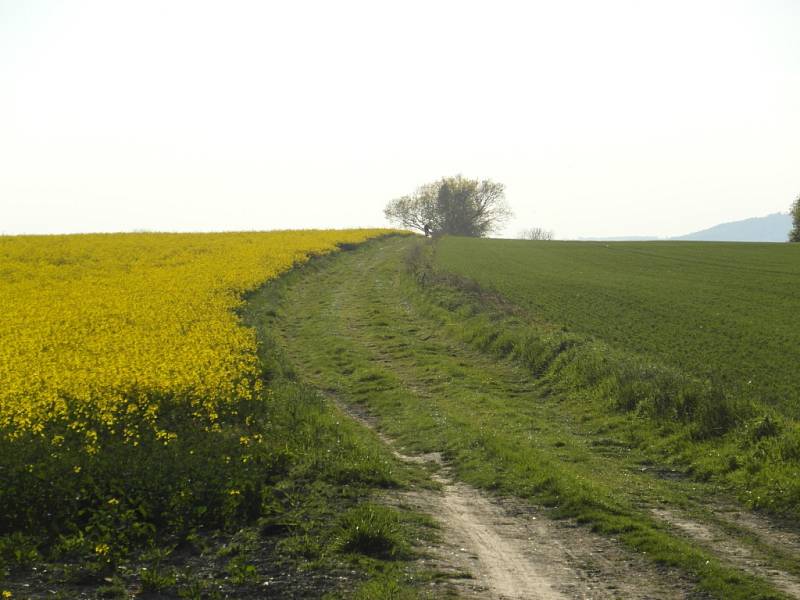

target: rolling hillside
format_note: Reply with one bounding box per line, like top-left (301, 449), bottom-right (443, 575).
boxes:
top-left (674, 212), bottom-right (792, 242)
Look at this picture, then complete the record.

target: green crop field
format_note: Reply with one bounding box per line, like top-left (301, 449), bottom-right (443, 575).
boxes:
top-left (428, 236), bottom-right (800, 527)
top-left (436, 238), bottom-right (800, 415)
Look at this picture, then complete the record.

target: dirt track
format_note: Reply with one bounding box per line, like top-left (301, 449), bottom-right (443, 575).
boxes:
top-left (278, 237), bottom-right (800, 599)
top-left (337, 398), bottom-right (692, 599)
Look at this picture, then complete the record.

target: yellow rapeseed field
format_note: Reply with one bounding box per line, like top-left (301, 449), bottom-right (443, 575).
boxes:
top-left (0, 230), bottom-right (392, 449)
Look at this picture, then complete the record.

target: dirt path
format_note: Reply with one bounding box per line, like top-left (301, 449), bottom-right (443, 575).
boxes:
top-left (337, 399), bottom-right (689, 599)
top-left (412, 470), bottom-right (569, 599)
top-left (275, 237), bottom-right (798, 598)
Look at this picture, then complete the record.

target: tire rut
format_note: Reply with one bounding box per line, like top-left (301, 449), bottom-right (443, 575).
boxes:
top-left (652, 508), bottom-right (800, 599)
top-left (334, 397), bottom-right (691, 599)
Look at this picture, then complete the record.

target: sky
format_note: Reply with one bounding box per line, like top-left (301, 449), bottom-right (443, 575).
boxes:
top-left (1, 0), bottom-right (799, 239)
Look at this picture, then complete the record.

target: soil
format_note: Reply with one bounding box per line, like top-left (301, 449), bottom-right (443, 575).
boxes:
top-left (338, 398), bottom-right (696, 599)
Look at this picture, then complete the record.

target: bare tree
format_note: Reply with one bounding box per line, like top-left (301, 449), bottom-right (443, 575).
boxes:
top-left (519, 227), bottom-right (554, 241)
top-left (385, 175), bottom-right (512, 237)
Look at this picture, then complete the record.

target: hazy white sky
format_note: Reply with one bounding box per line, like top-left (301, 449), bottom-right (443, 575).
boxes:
top-left (2, 0), bottom-right (799, 238)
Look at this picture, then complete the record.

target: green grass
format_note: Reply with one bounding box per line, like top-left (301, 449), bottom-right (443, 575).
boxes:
top-left (435, 237), bottom-right (800, 415)
top-left (431, 237), bottom-right (800, 517)
top-left (274, 235), bottom-right (795, 599)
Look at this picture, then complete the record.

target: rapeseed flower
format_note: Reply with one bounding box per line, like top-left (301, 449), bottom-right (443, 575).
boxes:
top-left (0, 230), bottom-right (394, 450)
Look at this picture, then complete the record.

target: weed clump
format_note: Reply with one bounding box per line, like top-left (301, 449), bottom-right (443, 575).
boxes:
top-left (333, 504), bottom-right (407, 559)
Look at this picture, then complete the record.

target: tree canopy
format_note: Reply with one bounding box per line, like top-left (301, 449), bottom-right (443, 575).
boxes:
top-left (384, 175), bottom-right (512, 237)
top-left (791, 194), bottom-right (800, 242)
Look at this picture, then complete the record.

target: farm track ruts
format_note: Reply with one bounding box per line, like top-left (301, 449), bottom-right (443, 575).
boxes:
top-left (276, 237), bottom-right (800, 599)
top-left (651, 508), bottom-right (800, 598)
top-left (334, 396), bottom-right (691, 599)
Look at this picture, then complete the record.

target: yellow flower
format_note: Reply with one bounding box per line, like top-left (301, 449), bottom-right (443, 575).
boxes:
top-left (3, 591), bottom-right (13, 599)
top-left (94, 543), bottom-right (110, 556)
top-left (0, 231), bottom-right (399, 456)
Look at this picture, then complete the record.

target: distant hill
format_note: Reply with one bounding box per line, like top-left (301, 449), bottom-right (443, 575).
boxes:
top-left (673, 212), bottom-right (792, 242)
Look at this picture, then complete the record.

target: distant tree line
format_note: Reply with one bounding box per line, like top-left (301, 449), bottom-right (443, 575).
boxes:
top-left (384, 175), bottom-right (512, 237)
